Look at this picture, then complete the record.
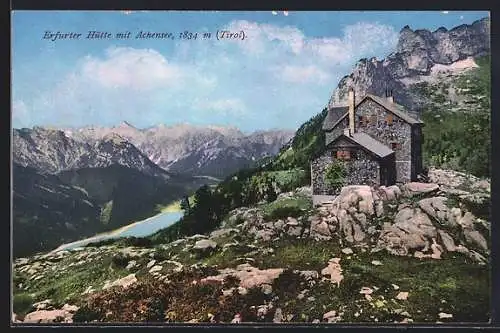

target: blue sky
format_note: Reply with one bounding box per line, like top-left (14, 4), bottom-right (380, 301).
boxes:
top-left (12, 10), bottom-right (489, 132)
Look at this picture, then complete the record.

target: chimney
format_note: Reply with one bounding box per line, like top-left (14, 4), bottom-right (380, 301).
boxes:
top-left (348, 88), bottom-right (355, 136)
top-left (387, 89), bottom-right (394, 103)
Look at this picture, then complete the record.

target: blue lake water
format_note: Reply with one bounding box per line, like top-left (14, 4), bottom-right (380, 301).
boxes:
top-left (52, 211), bottom-right (184, 252)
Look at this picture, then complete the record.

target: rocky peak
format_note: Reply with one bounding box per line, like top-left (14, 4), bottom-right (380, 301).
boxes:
top-left (328, 17), bottom-right (490, 110)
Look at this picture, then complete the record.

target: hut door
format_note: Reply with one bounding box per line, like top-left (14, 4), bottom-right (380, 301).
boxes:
top-left (380, 166), bottom-right (387, 186)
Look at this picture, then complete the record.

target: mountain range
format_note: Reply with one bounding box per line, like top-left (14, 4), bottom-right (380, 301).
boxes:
top-left (60, 123), bottom-right (294, 178)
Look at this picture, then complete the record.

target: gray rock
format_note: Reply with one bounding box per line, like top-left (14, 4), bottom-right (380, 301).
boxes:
top-left (273, 308), bottom-right (283, 323)
top-left (323, 310), bottom-right (340, 323)
top-left (261, 284), bottom-right (273, 295)
top-left (286, 217), bottom-right (300, 226)
top-left (341, 248), bottom-right (354, 255)
top-left (209, 228), bottom-right (238, 239)
top-left (463, 229), bottom-right (488, 252)
top-left (274, 219), bottom-right (285, 230)
top-left (438, 230), bottom-right (456, 252)
top-left (146, 260), bottom-right (156, 269)
top-left (287, 226), bottom-right (302, 237)
top-left (378, 208), bottom-right (437, 256)
top-left (402, 183), bottom-right (439, 197)
top-left (193, 239), bottom-right (217, 250)
top-left (102, 274), bottom-right (137, 290)
top-left (309, 219), bottom-right (332, 240)
top-left (255, 229), bottom-right (274, 241)
top-left (24, 309), bottom-right (73, 323)
top-left (33, 299), bottom-right (53, 311)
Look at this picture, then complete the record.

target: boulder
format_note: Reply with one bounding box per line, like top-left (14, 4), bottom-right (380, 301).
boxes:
top-left (323, 310), bottom-right (341, 323)
top-left (33, 299), bottom-right (53, 311)
top-left (396, 292), bottom-right (409, 300)
top-left (418, 197), bottom-right (449, 221)
top-left (273, 308), bottom-right (283, 323)
top-left (286, 217), bottom-right (300, 226)
top-left (149, 265), bottom-right (163, 274)
top-left (61, 304), bottom-right (79, 313)
top-left (102, 274), bottom-right (137, 290)
top-left (146, 260), bottom-right (156, 269)
top-left (463, 229), bottom-right (488, 252)
top-left (125, 260), bottom-right (137, 270)
top-left (438, 230), bottom-right (456, 252)
top-left (274, 220), bottom-right (285, 231)
top-left (209, 228), bottom-right (238, 239)
top-left (321, 258), bottom-right (343, 287)
top-left (402, 182), bottom-right (439, 197)
top-left (286, 226), bottom-right (302, 237)
top-left (378, 185), bottom-right (402, 201)
top-left (24, 309), bottom-right (73, 323)
top-left (201, 264), bottom-right (283, 290)
top-left (309, 218), bottom-right (332, 240)
top-left (378, 208), bottom-right (437, 256)
top-left (254, 229), bottom-right (275, 241)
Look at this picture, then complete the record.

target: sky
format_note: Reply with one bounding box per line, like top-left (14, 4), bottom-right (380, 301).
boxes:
top-left (11, 10), bottom-right (489, 133)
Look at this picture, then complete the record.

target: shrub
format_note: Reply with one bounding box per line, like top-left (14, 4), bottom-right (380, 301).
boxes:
top-left (13, 293), bottom-right (34, 316)
top-left (264, 206), bottom-right (303, 221)
top-left (122, 237), bottom-right (153, 248)
top-left (324, 161), bottom-right (346, 189)
top-left (73, 305), bottom-right (102, 323)
top-left (111, 254), bottom-right (130, 269)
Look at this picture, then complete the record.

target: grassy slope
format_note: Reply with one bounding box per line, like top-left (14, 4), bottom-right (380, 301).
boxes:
top-left (413, 55), bottom-right (491, 178)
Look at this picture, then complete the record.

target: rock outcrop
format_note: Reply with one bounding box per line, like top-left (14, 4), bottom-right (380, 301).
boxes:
top-left (328, 17), bottom-right (490, 111)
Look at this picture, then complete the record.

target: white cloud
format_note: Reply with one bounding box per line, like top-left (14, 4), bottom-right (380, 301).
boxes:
top-left (80, 47), bottom-right (185, 91)
top-left (225, 20), bottom-right (397, 64)
top-left (226, 20), bottom-right (305, 54)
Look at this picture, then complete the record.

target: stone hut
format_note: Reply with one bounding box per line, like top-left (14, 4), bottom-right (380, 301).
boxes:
top-left (311, 89), bottom-right (424, 199)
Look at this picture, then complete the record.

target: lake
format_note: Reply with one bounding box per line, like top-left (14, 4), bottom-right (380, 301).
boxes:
top-left (51, 211), bottom-right (184, 252)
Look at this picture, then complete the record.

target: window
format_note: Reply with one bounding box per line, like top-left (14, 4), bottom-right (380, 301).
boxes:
top-left (358, 115), bottom-right (364, 126)
top-left (386, 114), bottom-right (393, 125)
top-left (336, 150), bottom-right (351, 160)
top-left (370, 115), bottom-right (377, 123)
top-left (391, 142), bottom-right (401, 150)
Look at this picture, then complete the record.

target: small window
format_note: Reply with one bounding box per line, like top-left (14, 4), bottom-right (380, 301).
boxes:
top-left (386, 114), bottom-right (393, 125)
top-left (358, 115), bottom-right (364, 126)
top-left (391, 142), bottom-right (400, 150)
top-left (336, 150), bottom-right (351, 160)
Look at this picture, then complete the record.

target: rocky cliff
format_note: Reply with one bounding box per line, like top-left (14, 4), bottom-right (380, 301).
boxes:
top-left (328, 17), bottom-right (490, 111)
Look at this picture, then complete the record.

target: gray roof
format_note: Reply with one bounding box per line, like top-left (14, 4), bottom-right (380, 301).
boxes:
top-left (362, 94), bottom-right (423, 125)
top-left (322, 106), bottom-right (349, 131)
top-left (330, 132), bottom-right (394, 158)
top-left (322, 94), bottom-right (423, 133)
